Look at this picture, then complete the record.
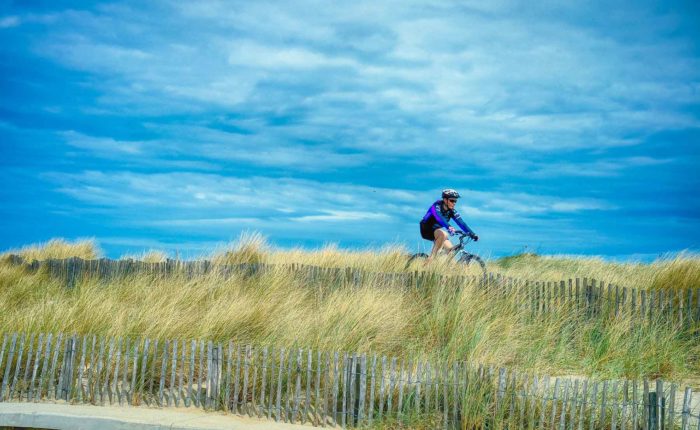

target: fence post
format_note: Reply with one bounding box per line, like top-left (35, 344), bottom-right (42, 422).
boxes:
top-left (681, 387), bottom-right (692, 430)
top-left (648, 390), bottom-right (658, 430)
top-left (353, 355), bottom-right (362, 426)
top-left (1, 333), bottom-right (18, 401)
top-left (656, 380), bottom-right (664, 430)
top-left (59, 335), bottom-right (77, 401)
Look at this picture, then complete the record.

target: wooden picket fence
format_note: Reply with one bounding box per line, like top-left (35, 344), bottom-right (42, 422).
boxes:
top-left (0, 332), bottom-right (698, 429)
top-left (5, 255), bottom-right (700, 328)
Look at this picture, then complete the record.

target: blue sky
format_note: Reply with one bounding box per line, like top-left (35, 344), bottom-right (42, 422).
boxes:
top-left (1, 1), bottom-right (699, 259)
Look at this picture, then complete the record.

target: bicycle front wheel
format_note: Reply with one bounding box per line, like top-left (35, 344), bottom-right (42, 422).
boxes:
top-left (457, 252), bottom-right (487, 280)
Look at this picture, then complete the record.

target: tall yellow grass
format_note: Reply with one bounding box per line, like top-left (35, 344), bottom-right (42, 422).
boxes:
top-left (1, 238), bottom-right (100, 261)
top-left (0, 237), bottom-right (698, 388)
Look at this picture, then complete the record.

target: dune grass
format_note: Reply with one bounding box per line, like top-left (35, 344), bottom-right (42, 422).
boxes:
top-left (1, 237), bottom-right (698, 387)
top-left (4, 236), bottom-right (699, 291)
top-left (2, 238), bottom-right (100, 261)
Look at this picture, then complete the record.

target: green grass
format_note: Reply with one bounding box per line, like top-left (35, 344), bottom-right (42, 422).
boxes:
top-left (1, 237), bottom-right (698, 383)
top-left (2, 237), bottom-right (699, 428)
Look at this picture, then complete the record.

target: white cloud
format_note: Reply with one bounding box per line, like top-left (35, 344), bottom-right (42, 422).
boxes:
top-left (61, 130), bottom-right (143, 155)
top-left (0, 15), bottom-right (20, 28)
top-left (20, 0), bottom-right (699, 161)
top-left (46, 170), bottom-right (615, 232)
top-left (292, 210), bottom-right (391, 222)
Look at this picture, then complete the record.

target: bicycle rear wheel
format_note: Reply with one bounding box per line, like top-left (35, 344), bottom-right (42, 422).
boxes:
top-left (405, 253), bottom-right (429, 268)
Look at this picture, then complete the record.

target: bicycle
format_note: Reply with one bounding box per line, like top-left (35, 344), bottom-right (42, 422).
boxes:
top-left (406, 231), bottom-right (487, 278)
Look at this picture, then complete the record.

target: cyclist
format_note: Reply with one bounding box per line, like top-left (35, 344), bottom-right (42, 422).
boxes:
top-left (420, 189), bottom-right (479, 260)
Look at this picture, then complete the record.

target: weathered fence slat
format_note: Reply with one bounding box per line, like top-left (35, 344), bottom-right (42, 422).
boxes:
top-left (19, 334), bottom-right (35, 401)
top-left (414, 362), bottom-right (423, 415)
top-left (242, 345), bottom-right (251, 415)
top-left (65, 335), bottom-right (78, 402)
top-left (359, 353), bottom-right (367, 426)
top-left (313, 350), bottom-right (321, 426)
top-left (643, 380), bottom-right (650, 430)
top-left (397, 359), bottom-right (406, 422)
top-left (111, 338), bottom-right (121, 405)
top-left (600, 380), bottom-right (608, 428)
top-left (621, 380), bottom-right (629, 430)
top-left (321, 352), bottom-right (331, 427)
top-left (260, 347), bottom-right (269, 419)
top-left (577, 379), bottom-right (588, 430)
top-left (158, 340), bottom-right (169, 407)
top-left (632, 380), bottom-right (639, 430)
top-left (120, 338), bottom-right (130, 406)
top-left (285, 348), bottom-right (294, 423)
top-left (233, 344), bottom-right (242, 414)
top-left (588, 381), bottom-right (599, 430)
top-left (527, 375), bottom-right (538, 430)
top-left (250, 346), bottom-right (258, 418)
top-left (29, 334), bottom-right (45, 402)
top-left (611, 380), bottom-right (619, 430)
top-left (292, 349), bottom-right (302, 424)
top-left (169, 340), bottom-right (177, 407)
top-left (148, 339), bottom-right (159, 406)
top-left (48, 333), bottom-right (64, 402)
top-left (101, 337), bottom-right (114, 405)
top-left (86, 335), bottom-right (96, 403)
top-left (0, 335), bottom-right (8, 392)
top-left (550, 378), bottom-right (560, 428)
top-left (559, 379), bottom-right (570, 430)
top-left (540, 375), bottom-right (550, 428)
top-left (378, 356), bottom-right (386, 421)
top-left (387, 357), bottom-right (396, 418)
top-left (681, 387), bottom-right (692, 430)
top-left (139, 338), bottom-right (150, 406)
top-left (1, 333), bottom-right (18, 401)
top-left (304, 349), bottom-right (312, 424)
top-left (368, 354), bottom-right (377, 427)
top-left (267, 346), bottom-right (275, 421)
top-left (197, 340), bottom-right (205, 408)
top-left (187, 340), bottom-right (195, 408)
top-left (275, 348), bottom-right (285, 422)
top-left (9, 334), bottom-right (28, 401)
top-left (571, 379), bottom-right (580, 430)
top-left (130, 340), bottom-right (139, 406)
top-left (668, 383), bottom-right (677, 430)
top-left (341, 353), bottom-right (348, 428)
top-left (216, 343), bottom-right (224, 411)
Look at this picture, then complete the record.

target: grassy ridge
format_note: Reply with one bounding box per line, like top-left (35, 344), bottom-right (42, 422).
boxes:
top-left (5, 236), bottom-right (700, 291)
top-left (1, 237), bottom-right (698, 388)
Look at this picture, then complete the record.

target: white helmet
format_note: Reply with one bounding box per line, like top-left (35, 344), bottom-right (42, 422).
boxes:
top-left (442, 189), bottom-right (460, 199)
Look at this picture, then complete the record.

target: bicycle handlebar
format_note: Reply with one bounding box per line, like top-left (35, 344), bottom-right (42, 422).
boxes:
top-left (451, 230), bottom-right (473, 245)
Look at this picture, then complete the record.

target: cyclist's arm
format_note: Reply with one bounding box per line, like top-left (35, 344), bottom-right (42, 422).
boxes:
top-left (429, 203), bottom-right (452, 229)
top-left (452, 211), bottom-right (475, 235)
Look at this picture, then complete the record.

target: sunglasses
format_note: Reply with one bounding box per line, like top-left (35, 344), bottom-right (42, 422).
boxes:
top-left (448, 199), bottom-right (458, 203)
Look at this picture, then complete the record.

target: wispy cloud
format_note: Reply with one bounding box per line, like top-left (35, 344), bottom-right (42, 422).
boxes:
top-left (292, 210), bottom-right (392, 223)
top-left (1, 1), bottom-right (698, 257)
top-left (0, 16), bottom-right (20, 28)
top-left (61, 130), bottom-right (143, 155)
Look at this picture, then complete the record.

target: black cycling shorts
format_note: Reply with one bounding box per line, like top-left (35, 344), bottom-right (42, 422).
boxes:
top-left (420, 222), bottom-right (441, 241)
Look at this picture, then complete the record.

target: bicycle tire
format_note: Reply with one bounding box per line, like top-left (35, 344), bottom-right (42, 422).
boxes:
top-left (405, 253), bottom-right (429, 268)
top-left (458, 252), bottom-right (487, 280)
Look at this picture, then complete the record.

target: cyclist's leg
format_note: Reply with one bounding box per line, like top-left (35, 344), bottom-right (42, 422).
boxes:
top-left (430, 228), bottom-right (453, 258)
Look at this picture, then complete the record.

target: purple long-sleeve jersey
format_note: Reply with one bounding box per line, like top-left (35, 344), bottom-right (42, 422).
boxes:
top-left (421, 200), bottom-right (474, 235)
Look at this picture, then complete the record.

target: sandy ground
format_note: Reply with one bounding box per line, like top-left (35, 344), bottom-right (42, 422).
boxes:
top-left (0, 401), bottom-right (319, 430)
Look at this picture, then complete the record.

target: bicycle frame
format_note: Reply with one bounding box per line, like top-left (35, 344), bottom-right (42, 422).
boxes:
top-left (447, 231), bottom-right (473, 255)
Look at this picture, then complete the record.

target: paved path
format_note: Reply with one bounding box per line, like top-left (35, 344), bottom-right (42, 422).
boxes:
top-left (0, 402), bottom-right (312, 430)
